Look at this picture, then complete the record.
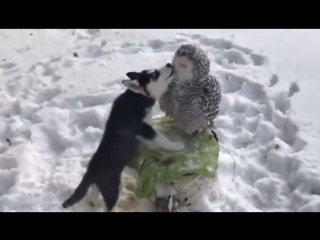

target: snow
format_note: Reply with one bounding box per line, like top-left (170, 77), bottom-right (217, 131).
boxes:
top-left (0, 29), bottom-right (320, 212)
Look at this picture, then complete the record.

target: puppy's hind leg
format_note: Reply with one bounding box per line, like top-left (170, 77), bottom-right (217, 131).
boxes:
top-left (96, 173), bottom-right (121, 212)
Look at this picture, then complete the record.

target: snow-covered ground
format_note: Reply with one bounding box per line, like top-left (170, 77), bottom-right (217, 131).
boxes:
top-left (0, 29), bottom-right (320, 212)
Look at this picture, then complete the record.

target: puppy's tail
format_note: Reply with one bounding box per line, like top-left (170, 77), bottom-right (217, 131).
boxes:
top-left (62, 171), bottom-right (93, 209)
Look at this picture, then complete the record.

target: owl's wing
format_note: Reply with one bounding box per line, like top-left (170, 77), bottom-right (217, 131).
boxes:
top-left (175, 79), bottom-right (221, 133)
top-left (199, 75), bottom-right (221, 120)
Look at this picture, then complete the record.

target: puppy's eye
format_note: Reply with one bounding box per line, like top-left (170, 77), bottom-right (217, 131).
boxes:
top-left (179, 63), bottom-right (187, 67)
top-left (148, 73), bottom-right (154, 79)
top-left (153, 70), bottom-right (160, 79)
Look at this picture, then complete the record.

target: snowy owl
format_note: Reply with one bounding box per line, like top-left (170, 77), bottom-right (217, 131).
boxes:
top-left (159, 43), bottom-right (221, 134)
top-left (152, 44), bottom-right (222, 212)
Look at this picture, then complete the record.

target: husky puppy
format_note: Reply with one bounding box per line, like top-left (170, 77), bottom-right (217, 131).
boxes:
top-left (62, 63), bottom-right (184, 212)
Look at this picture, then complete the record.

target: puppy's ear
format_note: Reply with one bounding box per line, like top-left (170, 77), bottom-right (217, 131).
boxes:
top-left (122, 80), bottom-right (142, 93)
top-left (126, 72), bottom-right (140, 80)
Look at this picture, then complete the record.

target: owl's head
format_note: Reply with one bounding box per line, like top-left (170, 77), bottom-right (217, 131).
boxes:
top-left (171, 43), bottom-right (210, 81)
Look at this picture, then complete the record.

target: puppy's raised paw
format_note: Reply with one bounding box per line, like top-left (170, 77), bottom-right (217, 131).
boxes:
top-left (169, 141), bottom-right (185, 152)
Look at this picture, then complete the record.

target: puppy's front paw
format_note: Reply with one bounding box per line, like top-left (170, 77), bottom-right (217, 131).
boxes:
top-left (169, 141), bottom-right (185, 152)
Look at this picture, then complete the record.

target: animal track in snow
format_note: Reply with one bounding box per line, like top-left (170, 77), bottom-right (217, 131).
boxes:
top-left (269, 74), bottom-right (279, 87)
top-left (114, 33), bottom-right (266, 72)
top-left (109, 37), bottom-right (188, 56)
top-left (214, 49), bottom-right (249, 68)
top-left (28, 58), bottom-right (63, 84)
top-left (250, 54), bottom-right (265, 66)
top-left (198, 36), bottom-right (266, 66)
top-left (215, 70), bottom-right (305, 152)
top-left (0, 62), bottom-right (16, 70)
top-left (0, 154), bottom-right (18, 171)
top-left (177, 33), bottom-right (267, 68)
top-left (34, 87), bottom-right (62, 104)
top-left (0, 152), bottom-right (19, 198)
top-left (86, 29), bottom-right (100, 36)
top-left (47, 90), bottom-right (120, 109)
top-left (288, 82), bottom-right (300, 97)
top-left (146, 38), bottom-right (187, 52)
top-left (0, 62), bottom-right (19, 76)
top-left (213, 68), bottom-right (306, 211)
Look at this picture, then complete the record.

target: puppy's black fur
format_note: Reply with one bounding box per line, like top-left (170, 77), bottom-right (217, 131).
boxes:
top-left (62, 70), bottom-right (166, 211)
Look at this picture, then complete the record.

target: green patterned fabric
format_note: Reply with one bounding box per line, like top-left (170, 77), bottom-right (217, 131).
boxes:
top-left (128, 116), bottom-right (219, 198)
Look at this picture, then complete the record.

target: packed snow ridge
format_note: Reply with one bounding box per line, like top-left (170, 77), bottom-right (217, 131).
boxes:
top-left (0, 29), bottom-right (319, 212)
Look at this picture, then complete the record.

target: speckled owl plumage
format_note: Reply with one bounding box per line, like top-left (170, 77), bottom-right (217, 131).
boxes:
top-left (159, 44), bottom-right (221, 134)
